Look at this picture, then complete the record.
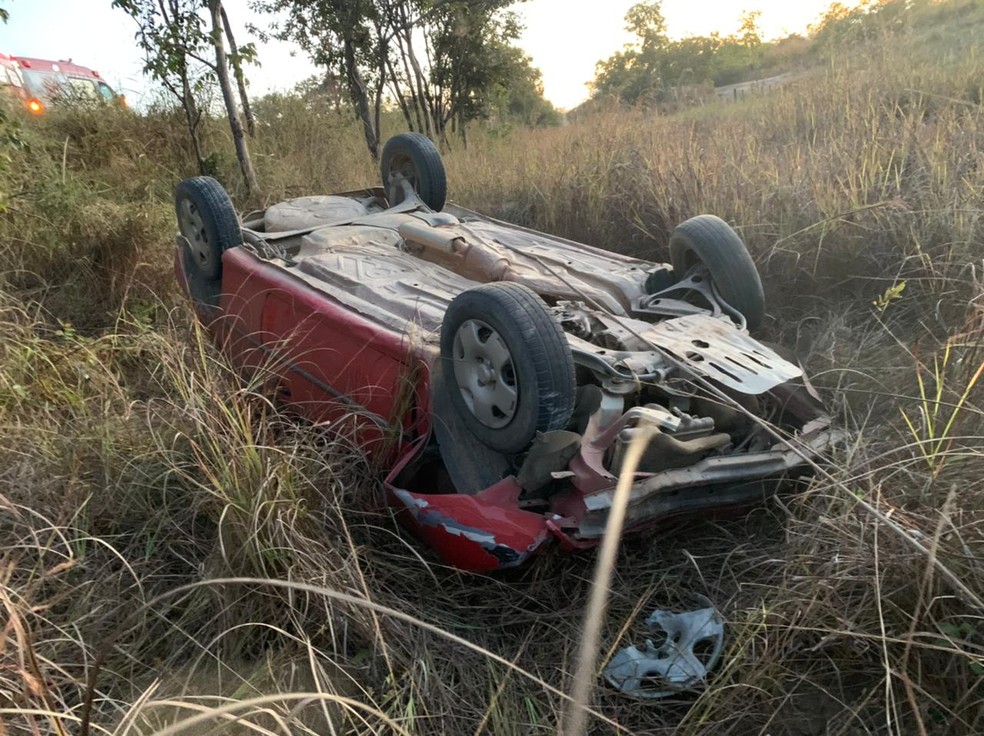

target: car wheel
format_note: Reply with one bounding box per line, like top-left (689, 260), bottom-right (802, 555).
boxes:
top-left (669, 215), bottom-right (765, 330)
top-left (440, 283), bottom-right (576, 454)
top-left (381, 133), bottom-right (447, 211)
top-left (175, 176), bottom-right (241, 281)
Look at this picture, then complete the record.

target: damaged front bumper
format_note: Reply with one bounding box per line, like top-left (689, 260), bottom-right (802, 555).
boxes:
top-left (390, 479), bottom-right (549, 571)
top-left (385, 420), bottom-right (839, 572)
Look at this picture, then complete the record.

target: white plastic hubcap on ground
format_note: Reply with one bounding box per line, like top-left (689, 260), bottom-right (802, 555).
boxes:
top-left (604, 597), bottom-right (725, 699)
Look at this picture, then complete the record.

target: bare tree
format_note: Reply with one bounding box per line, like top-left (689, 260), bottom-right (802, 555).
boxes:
top-left (207, 0), bottom-right (259, 194)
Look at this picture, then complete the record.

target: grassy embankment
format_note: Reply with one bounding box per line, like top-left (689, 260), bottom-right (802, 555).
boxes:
top-left (3, 3), bottom-right (984, 734)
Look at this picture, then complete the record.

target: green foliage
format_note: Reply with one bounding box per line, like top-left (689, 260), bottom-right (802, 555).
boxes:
top-left (252, 0), bottom-right (400, 157)
top-left (0, 103), bottom-right (28, 210)
top-left (253, 0), bottom-right (383, 86)
top-left (872, 280), bottom-right (906, 313)
top-left (428, 4), bottom-right (519, 124)
top-left (430, 7), bottom-right (558, 128)
top-left (900, 336), bottom-right (984, 476)
top-left (592, 0), bottom-right (767, 105)
top-left (814, 1), bottom-right (900, 41)
top-left (225, 42), bottom-right (259, 70)
top-left (112, 0), bottom-right (213, 95)
top-left (805, 0), bottom-right (984, 62)
top-left (253, 0), bottom-right (553, 148)
top-left (593, 1), bottom-right (669, 105)
top-left (0, 106), bottom-right (179, 328)
top-left (624, 0), bottom-right (668, 49)
top-left (738, 10), bottom-right (763, 47)
top-left (501, 52), bottom-right (561, 127)
top-left (113, 0), bottom-right (261, 181)
top-left (591, 0), bottom-right (965, 106)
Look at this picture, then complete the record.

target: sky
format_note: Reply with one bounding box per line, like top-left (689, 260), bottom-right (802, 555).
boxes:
top-left (0, 0), bottom-right (844, 111)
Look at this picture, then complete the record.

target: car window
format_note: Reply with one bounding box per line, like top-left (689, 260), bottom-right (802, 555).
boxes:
top-left (97, 81), bottom-right (115, 101)
top-left (67, 77), bottom-right (99, 101)
top-left (20, 69), bottom-right (60, 100)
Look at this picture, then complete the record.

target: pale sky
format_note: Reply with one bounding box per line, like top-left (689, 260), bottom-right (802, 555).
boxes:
top-left (523, 0), bottom-right (841, 108)
top-left (0, 0), bottom-right (842, 110)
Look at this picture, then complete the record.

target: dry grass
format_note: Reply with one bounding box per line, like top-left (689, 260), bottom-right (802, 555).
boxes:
top-left (2, 9), bottom-right (984, 735)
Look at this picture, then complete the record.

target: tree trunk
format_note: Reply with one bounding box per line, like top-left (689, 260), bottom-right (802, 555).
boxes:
top-left (208, 0), bottom-right (259, 195)
top-left (403, 31), bottom-right (435, 138)
top-left (179, 72), bottom-right (207, 174)
top-left (373, 30), bottom-right (385, 152)
top-left (343, 38), bottom-right (380, 161)
top-left (219, 4), bottom-right (255, 137)
top-left (395, 33), bottom-right (426, 134)
top-left (423, 30), bottom-right (444, 138)
top-left (396, 3), bottom-right (434, 137)
top-left (324, 72), bottom-right (343, 112)
top-left (385, 57), bottom-right (415, 131)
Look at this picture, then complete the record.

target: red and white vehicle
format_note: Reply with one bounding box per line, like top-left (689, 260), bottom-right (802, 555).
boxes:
top-left (8, 56), bottom-right (121, 114)
top-left (174, 134), bottom-right (838, 572)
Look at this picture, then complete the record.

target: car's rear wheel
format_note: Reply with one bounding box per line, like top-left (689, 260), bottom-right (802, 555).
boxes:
top-left (669, 215), bottom-right (765, 330)
top-left (440, 283), bottom-right (576, 454)
top-left (175, 176), bottom-right (241, 281)
top-left (380, 133), bottom-right (447, 211)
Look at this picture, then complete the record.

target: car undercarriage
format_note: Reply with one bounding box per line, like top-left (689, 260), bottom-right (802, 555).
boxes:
top-left (174, 132), bottom-right (839, 571)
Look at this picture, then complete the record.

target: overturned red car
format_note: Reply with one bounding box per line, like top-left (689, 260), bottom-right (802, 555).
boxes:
top-left (174, 133), bottom-right (836, 572)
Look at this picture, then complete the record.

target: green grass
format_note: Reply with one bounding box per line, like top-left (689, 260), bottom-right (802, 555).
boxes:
top-left (2, 5), bottom-right (984, 734)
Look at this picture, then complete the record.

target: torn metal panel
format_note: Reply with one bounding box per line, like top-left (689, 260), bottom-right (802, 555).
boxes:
top-left (388, 478), bottom-right (550, 571)
top-left (639, 313), bottom-right (802, 394)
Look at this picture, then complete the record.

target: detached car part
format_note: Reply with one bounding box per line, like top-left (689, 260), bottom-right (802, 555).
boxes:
top-left (604, 597), bottom-right (725, 699)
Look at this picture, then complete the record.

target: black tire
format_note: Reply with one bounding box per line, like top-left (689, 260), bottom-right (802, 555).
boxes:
top-left (174, 176), bottom-right (241, 281)
top-left (440, 283), bottom-right (576, 454)
top-left (669, 215), bottom-right (765, 330)
top-left (380, 133), bottom-right (447, 211)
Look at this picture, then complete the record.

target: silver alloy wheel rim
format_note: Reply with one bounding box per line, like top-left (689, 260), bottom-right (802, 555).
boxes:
top-left (179, 197), bottom-right (214, 271)
top-left (451, 318), bottom-right (518, 429)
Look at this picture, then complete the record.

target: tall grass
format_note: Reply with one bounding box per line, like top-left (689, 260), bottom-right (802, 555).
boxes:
top-left (2, 8), bottom-right (984, 734)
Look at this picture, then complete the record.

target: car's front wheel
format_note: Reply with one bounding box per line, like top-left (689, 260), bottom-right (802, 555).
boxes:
top-left (669, 215), bottom-right (765, 330)
top-left (440, 283), bottom-right (576, 454)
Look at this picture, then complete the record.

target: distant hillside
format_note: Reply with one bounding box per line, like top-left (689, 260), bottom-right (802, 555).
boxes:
top-left (573, 0), bottom-right (984, 115)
